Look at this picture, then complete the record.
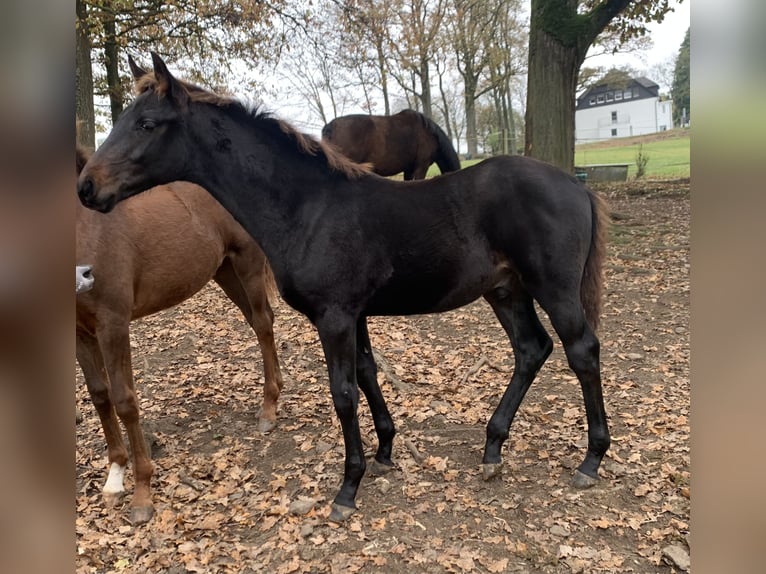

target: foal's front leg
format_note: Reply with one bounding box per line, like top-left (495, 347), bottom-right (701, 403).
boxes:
top-left (77, 331), bottom-right (130, 503)
top-left (316, 312), bottom-right (366, 521)
top-left (98, 322), bottom-right (155, 525)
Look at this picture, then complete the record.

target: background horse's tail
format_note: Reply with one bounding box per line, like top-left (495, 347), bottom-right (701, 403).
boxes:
top-left (581, 189), bottom-right (608, 331)
top-left (422, 115), bottom-right (461, 173)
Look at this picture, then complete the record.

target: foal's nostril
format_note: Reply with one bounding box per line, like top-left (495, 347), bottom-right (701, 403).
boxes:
top-left (78, 177), bottom-right (95, 202)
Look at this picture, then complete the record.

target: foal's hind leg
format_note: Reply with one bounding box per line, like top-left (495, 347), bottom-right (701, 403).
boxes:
top-left (77, 331), bottom-right (130, 503)
top-left (356, 318), bottom-right (395, 474)
top-left (540, 298), bottom-right (610, 487)
top-left (482, 287), bottom-right (553, 479)
top-left (215, 256), bottom-right (284, 432)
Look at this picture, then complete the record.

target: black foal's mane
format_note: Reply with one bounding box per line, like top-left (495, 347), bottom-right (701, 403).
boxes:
top-left (134, 73), bottom-right (371, 180)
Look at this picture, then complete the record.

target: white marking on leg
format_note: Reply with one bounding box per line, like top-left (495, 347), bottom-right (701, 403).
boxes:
top-left (103, 462), bottom-right (126, 495)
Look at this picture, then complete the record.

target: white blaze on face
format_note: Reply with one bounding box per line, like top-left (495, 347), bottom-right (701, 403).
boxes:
top-left (103, 462), bottom-right (126, 494)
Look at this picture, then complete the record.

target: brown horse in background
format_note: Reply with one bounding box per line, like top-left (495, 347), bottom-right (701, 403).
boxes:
top-left (76, 143), bottom-right (284, 524)
top-left (322, 109), bottom-right (461, 180)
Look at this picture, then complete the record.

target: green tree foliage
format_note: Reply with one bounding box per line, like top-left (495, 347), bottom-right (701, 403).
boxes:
top-left (671, 27), bottom-right (690, 126)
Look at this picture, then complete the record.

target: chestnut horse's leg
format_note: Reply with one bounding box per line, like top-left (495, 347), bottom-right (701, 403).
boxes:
top-left (76, 331), bottom-right (130, 502)
top-left (315, 311), bottom-right (365, 522)
top-left (355, 317), bottom-right (395, 474)
top-left (95, 321), bottom-right (154, 524)
top-left (214, 255), bottom-right (283, 432)
top-left (481, 287), bottom-right (553, 479)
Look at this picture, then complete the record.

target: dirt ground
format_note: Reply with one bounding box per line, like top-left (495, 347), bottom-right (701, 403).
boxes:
top-left (76, 179), bottom-right (690, 573)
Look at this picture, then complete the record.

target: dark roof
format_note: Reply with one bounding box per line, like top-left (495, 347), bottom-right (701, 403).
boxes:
top-left (634, 77), bottom-right (659, 89)
top-left (576, 77), bottom-right (661, 110)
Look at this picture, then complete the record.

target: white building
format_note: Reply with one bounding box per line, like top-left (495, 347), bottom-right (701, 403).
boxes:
top-left (575, 77), bottom-right (673, 144)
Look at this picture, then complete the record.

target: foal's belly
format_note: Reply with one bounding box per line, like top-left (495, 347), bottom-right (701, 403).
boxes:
top-left (363, 260), bottom-right (501, 316)
top-left (130, 248), bottom-right (225, 320)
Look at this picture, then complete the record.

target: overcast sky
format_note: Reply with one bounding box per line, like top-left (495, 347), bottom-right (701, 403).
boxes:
top-left (585, 0), bottom-right (690, 70)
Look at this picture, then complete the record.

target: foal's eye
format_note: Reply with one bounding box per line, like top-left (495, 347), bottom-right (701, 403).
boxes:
top-left (138, 119), bottom-right (157, 131)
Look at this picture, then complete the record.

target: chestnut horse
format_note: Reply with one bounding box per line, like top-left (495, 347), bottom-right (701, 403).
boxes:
top-left (322, 109), bottom-right (461, 180)
top-left (79, 53), bottom-right (609, 523)
top-left (76, 143), bottom-right (284, 524)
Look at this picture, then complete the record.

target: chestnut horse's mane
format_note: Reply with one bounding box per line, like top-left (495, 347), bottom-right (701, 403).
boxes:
top-left (134, 73), bottom-right (372, 180)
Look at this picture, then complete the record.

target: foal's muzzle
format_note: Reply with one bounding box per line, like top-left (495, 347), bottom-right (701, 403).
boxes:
top-left (77, 177), bottom-right (115, 213)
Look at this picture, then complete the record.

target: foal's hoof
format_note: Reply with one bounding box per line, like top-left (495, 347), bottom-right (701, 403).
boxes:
top-left (571, 470), bottom-right (599, 489)
top-left (257, 417), bottom-right (276, 433)
top-left (482, 462), bottom-right (503, 481)
top-left (102, 491), bottom-right (125, 508)
top-left (368, 459), bottom-right (394, 476)
top-left (130, 505), bottom-right (155, 525)
top-left (329, 503), bottom-right (356, 522)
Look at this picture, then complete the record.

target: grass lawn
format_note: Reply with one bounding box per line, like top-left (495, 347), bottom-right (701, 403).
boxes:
top-left (575, 128), bottom-right (690, 179)
top-left (421, 128), bottom-right (690, 179)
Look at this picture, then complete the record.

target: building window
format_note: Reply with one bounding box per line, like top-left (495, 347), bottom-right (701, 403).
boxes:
top-left (611, 111), bottom-right (618, 123)
top-left (623, 90), bottom-right (632, 99)
top-left (589, 97), bottom-right (596, 105)
top-left (615, 92), bottom-right (623, 100)
top-left (611, 129), bottom-right (617, 137)
top-left (596, 94), bottom-right (604, 103)
top-left (606, 92), bottom-right (614, 102)
top-left (660, 125), bottom-right (667, 131)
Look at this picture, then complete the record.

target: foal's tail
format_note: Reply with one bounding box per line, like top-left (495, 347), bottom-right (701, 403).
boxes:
top-left (423, 115), bottom-right (461, 174)
top-left (581, 189), bottom-right (608, 331)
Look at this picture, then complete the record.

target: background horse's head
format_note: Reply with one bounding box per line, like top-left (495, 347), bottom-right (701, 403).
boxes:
top-left (77, 53), bottom-right (192, 213)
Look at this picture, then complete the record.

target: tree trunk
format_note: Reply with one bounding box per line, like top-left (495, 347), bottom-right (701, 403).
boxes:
top-left (102, 3), bottom-right (124, 124)
top-left (524, 20), bottom-right (580, 171)
top-left (464, 93), bottom-right (477, 156)
top-left (419, 57), bottom-right (432, 118)
top-left (506, 82), bottom-right (517, 155)
top-left (525, 0), bottom-right (633, 172)
top-left (461, 54), bottom-right (480, 156)
top-left (436, 64), bottom-right (454, 142)
top-left (374, 39), bottom-right (391, 116)
top-left (75, 0), bottom-right (95, 149)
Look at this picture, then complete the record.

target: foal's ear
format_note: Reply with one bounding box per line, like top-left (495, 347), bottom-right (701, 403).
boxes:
top-left (128, 55), bottom-right (148, 80)
top-left (150, 51), bottom-right (189, 108)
